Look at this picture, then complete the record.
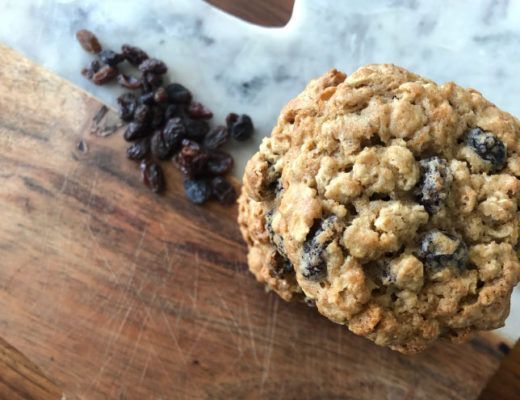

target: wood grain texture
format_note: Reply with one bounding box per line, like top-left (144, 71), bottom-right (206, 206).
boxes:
top-left (0, 42), bottom-right (512, 400)
top-left (205, 0), bottom-right (294, 26)
top-left (0, 337), bottom-right (63, 400)
top-left (479, 340), bottom-right (520, 400)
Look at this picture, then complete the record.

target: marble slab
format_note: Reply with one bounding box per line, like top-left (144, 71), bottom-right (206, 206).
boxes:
top-left (0, 0), bottom-right (518, 341)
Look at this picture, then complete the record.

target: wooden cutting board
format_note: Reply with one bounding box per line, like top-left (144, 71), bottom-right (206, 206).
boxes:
top-left (0, 27), bottom-right (512, 400)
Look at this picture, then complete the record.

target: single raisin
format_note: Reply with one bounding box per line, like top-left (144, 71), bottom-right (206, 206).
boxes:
top-left (184, 118), bottom-right (210, 142)
top-left (140, 160), bottom-right (165, 193)
top-left (417, 230), bottom-right (468, 272)
top-left (81, 60), bottom-right (101, 80)
top-left (415, 157), bottom-right (452, 214)
top-left (174, 139), bottom-right (209, 178)
top-left (138, 58), bottom-right (168, 75)
top-left (187, 102), bottom-right (213, 119)
top-left (116, 93), bottom-right (137, 122)
top-left (76, 29), bottom-right (102, 53)
top-left (207, 151), bottom-right (234, 175)
top-left (165, 83), bottom-right (192, 104)
top-left (154, 87), bottom-right (168, 103)
top-left (164, 104), bottom-right (184, 120)
top-left (121, 44), bottom-right (149, 66)
top-left (228, 113), bottom-right (254, 141)
top-left (139, 92), bottom-right (155, 105)
top-left (184, 179), bottom-right (211, 205)
top-left (124, 122), bottom-right (148, 141)
top-left (142, 72), bottom-right (163, 91)
top-left (126, 138), bottom-right (150, 160)
top-left (151, 119), bottom-right (185, 160)
top-left (133, 104), bottom-right (151, 126)
top-left (301, 217), bottom-right (337, 281)
top-left (203, 125), bottom-right (230, 150)
top-left (98, 49), bottom-right (124, 66)
top-left (150, 106), bottom-right (165, 129)
top-left (92, 65), bottom-right (118, 85)
top-left (210, 176), bottom-right (237, 205)
top-left (466, 127), bottom-right (507, 171)
top-left (117, 74), bottom-right (142, 89)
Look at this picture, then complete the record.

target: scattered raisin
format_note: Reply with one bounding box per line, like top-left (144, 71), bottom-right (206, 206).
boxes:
top-left (143, 72), bottom-right (163, 91)
top-left (138, 58), bottom-right (167, 75)
top-left (187, 102), bottom-right (213, 119)
top-left (184, 118), bottom-right (210, 142)
top-left (151, 119), bottom-right (185, 160)
top-left (417, 230), bottom-right (468, 272)
top-left (76, 29), bottom-right (102, 53)
top-left (98, 49), bottom-right (124, 66)
top-left (126, 138), bottom-right (150, 160)
top-left (139, 92), bottom-right (156, 105)
top-left (207, 151), bottom-right (234, 175)
top-left (117, 74), bottom-right (142, 89)
top-left (165, 83), bottom-right (192, 104)
top-left (466, 127), bottom-right (507, 171)
top-left (228, 113), bottom-right (254, 141)
top-left (415, 157), bottom-right (452, 214)
top-left (150, 106), bottom-right (165, 129)
top-left (124, 122), bottom-right (148, 141)
top-left (92, 65), bottom-right (118, 85)
top-left (81, 60), bottom-right (101, 79)
top-left (174, 139), bottom-right (209, 178)
top-left (184, 179), bottom-right (211, 204)
top-left (133, 104), bottom-right (151, 126)
top-left (154, 87), bottom-right (168, 103)
top-left (203, 126), bottom-right (229, 150)
top-left (121, 44), bottom-right (149, 66)
top-left (140, 160), bottom-right (165, 193)
top-left (116, 93), bottom-right (137, 122)
top-left (210, 176), bottom-right (236, 205)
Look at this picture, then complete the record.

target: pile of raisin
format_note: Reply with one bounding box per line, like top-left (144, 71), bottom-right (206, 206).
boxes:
top-left (76, 29), bottom-right (255, 205)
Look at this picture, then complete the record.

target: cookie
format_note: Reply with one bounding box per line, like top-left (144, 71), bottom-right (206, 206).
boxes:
top-left (238, 65), bottom-right (520, 353)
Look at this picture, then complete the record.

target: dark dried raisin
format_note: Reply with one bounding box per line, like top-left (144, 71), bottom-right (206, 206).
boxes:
top-left (140, 160), bottom-right (165, 193)
top-left (142, 72), bottom-right (163, 91)
top-left (301, 217), bottom-right (337, 281)
top-left (126, 138), bottom-right (150, 160)
top-left (124, 122), bottom-right (148, 141)
top-left (139, 92), bottom-right (155, 105)
top-left (210, 176), bottom-right (237, 205)
top-left (151, 119), bottom-right (184, 160)
top-left (76, 29), bottom-right (102, 53)
top-left (133, 104), bottom-right (151, 125)
top-left (203, 125), bottom-right (229, 150)
top-left (174, 139), bottom-right (209, 178)
top-left (138, 58), bottom-right (167, 75)
top-left (165, 83), bottom-right (192, 104)
top-left (270, 252), bottom-right (294, 278)
top-left (81, 60), bottom-right (101, 80)
top-left (98, 49), bottom-right (124, 66)
top-left (207, 151), bottom-right (234, 175)
top-left (415, 157), bottom-right (452, 214)
top-left (92, 65), bottom-right (118, 85)
top-left (184, 118), bottom-right (210, 142)
top-left (187, 102), bottom-right (213, 119)
top-left (150, 106), bottom-right (165, 129)
top-left (117, 93), bottom-right (137, 122)
top-left (121, 44), bottom-right (149, 66)
top-left (228, 113), bottom-right (254, 141)
top-left (164, 104), bottom-right (184, 120)
top-left (466, 127), bottom-right (507, 171)
top-left (117, 74), bottom-right (142, 89)
top-left (184, 179), bottom-right (211, 204)
top-left (417, 230), bottom-right (468, 272)
top-left (154, 87), bottom-right (168, 103)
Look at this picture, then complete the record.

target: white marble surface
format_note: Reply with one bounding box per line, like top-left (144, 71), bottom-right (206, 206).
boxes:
top-left (0, 0), bottom-right (519, 341)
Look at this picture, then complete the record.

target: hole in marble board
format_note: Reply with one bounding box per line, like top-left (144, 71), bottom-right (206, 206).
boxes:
top-left (205, 0), bottom-right (295, 27)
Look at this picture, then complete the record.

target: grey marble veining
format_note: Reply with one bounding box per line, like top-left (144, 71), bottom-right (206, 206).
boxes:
top-left (0, 0), bottom-right (519, 340)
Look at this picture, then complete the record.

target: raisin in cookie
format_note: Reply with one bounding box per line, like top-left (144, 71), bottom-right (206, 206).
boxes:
top-left (238, 65), bottom-right (520, 353)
